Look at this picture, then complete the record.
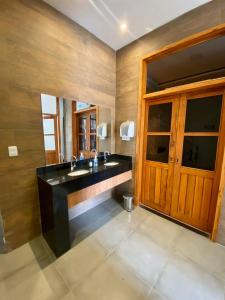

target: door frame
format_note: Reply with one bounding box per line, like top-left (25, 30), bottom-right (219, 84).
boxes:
top-left (135, 23), bottom-right (225, 240)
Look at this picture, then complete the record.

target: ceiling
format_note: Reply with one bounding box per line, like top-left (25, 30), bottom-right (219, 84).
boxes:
top-left (43, 0), bottom-right (211, 50)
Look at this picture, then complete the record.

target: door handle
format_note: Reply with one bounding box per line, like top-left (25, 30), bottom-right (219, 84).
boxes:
top-left (170, 139), bottom-right (175, 147)
top-left (170, 133), bottom-right (175, 147)
top-left (169, 156), bottom-right (175, 163)
top-left (169, 157), bottom-right (180, 164)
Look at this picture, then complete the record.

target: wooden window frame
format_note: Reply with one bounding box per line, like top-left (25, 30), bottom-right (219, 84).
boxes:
top-left (135, 23), bottom-right (225, 240)
top-left (42, 97), bottom-right (61, 164)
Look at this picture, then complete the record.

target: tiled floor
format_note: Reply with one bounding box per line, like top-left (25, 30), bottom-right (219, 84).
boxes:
top-left (1, 203), bottom-right (225, 300)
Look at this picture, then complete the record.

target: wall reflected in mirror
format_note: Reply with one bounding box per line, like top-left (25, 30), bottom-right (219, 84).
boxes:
top-left (40, 94), bottom-right (114, 165)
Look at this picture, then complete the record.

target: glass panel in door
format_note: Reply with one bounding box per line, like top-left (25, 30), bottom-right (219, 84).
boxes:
top-left (90, 135), bottom-right (96, 150)
top-left (185, 96), bottom-right (222, 132)
top-left (148, 102), bottom-right (172, 132)
top-left (79, 135), bottom-right (87, 151)
top-left (90, 113), bottom-right (96, 133)
top-left (182, 136), bottom-right (218, 171)
top-left (146, 135), bottom-right (170, 163)
top-left (79, 115), bottom-right (87, 133)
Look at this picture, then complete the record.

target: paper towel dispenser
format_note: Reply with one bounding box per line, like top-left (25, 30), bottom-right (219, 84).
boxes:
top-left (97, 122), bottom-right (107, 140)
top-left (120, 121), bottom-right (134, 141)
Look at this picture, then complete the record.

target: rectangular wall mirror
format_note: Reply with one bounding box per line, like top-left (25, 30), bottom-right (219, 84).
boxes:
top-left (40, 94), bottom-right (114, 165)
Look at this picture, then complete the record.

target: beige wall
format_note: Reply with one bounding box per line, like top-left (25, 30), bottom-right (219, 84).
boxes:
top-left (0, 0), bottom-right (115, 250)
top-left (98, 106), bottom-right (114, 154)
top-left (115, 0), bottom-right (225, 243)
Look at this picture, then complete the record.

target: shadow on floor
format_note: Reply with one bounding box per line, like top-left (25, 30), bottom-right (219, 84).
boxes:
top-left (70, 198), bottom-right (124, 247)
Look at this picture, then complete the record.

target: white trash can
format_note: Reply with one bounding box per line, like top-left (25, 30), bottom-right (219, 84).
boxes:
top-left (123, 194), bottom-right (133, 212)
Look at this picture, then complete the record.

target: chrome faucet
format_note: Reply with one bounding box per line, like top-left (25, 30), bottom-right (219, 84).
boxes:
top-left (104, 151), bottom-right (110, 162)
top-left (71, 155), bottom-right (77, 171)
top-left (90, 149), bottom-right (97, 159)
top-left (59, 153), bottom-right (64, 164)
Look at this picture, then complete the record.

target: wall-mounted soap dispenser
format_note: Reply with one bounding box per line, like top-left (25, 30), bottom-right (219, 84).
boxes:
top-left (97, 122), bottom-right (107, 140)
top-left (120, 121), bottom-right (134, 141)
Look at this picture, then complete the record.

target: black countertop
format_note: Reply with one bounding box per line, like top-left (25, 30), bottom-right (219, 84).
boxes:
top-left (37, 154), bottom-right (132, 188)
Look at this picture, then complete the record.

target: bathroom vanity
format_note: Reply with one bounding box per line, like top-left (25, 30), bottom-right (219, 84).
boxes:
top-left (37, 154), bottom-right (132, 257)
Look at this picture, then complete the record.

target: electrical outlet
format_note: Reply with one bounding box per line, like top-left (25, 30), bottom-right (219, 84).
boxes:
top-left (8, 146), bottom-right (18, 157)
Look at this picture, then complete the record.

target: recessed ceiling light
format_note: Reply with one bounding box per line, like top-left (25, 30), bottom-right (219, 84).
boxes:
top-left (120, 23), bottom-right (128, 32)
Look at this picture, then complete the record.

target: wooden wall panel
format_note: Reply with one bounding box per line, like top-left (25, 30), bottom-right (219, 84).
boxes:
top-left (115, 0), bottom-right (225, 244)
top-left (0, 0), bottom-right (115, 250)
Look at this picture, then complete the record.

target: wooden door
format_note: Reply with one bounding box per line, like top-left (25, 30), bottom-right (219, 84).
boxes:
top-left (171, 90), bottom-right (225, 231)
top-left (141, 98), bottom-right (179, 214)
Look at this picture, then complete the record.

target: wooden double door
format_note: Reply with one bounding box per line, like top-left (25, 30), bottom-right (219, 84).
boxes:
top-left (141, 89), bottom-right (225, 232)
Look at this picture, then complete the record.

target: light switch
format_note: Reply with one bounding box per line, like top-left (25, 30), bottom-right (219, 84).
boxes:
top-left (8, 146), bottom-right (18, 157)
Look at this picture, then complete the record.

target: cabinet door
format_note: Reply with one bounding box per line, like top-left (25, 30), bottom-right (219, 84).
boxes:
top-left (170, 92), bottom-right (224, 231)
top-left (141, 98), bottom-right (179, 214)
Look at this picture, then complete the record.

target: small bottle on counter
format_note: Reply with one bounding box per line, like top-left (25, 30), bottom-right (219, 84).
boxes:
top-left (89, 159), bottom-right (93, 168)
top-left (79, 152), bottom-right (85, 160)
top-left (94, 153), bottom-right (98, 166)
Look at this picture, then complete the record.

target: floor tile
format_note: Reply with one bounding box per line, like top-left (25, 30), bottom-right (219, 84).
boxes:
top-left (101, 198), bottom-right (124, 213)
top-left (147, 289), bottom-right (167, 299)
top-left (60, 292), bottom-right (76, 300)
top-left (0, 242), bottom-right (39, 280)
top-left (114, 206), bottom-right (150, 230)
top-left (155, 254), bottom-right (225, 300)
top-left (0, 280), bottom-right (8, 300)
top-left (72, 254), bottom-right (150, 300)
top-left (93, 217), bottom-right (133, 252)
top-left (137, 213), bottom-right (183, 250)
top-left (175, 229), bottom-right (225, 281)
top-left (55, 235), bottom-right (108, 288)
top-left (116, 230), bottom-right (169, 286)
top-left (0, 260), bottom-right (69, 300)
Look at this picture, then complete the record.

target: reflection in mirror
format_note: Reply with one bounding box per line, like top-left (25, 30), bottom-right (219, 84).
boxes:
top-left (40, 94), bottom-right (113, 165)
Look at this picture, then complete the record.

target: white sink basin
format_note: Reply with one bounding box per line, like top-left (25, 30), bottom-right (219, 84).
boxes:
top-left (104, 162), bottom-right (119, 166)
top-left (68, 170), bottom-right (89, 176)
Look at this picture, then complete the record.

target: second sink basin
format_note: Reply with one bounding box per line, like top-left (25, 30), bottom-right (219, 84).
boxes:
top-left (104, 162), bottom-right (119, 166)
top-left (68, 170), bottom-right (89, 176)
